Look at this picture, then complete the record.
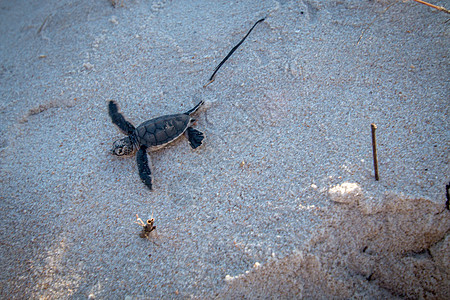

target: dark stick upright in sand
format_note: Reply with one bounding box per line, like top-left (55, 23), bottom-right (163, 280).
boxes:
top-left (371, 123), bottom-right (379, 181)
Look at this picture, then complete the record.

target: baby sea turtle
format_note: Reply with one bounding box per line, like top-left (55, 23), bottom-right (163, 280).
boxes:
top-left (108, 100), bottom-right (204, 190)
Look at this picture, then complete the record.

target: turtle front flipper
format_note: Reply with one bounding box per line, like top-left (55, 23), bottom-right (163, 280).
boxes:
top-left (186, 127), bottom-right (204, 149)
top-left (108, 100), bottom-right (136, 135)
top-left (136, 146), bottom-right (153, 190)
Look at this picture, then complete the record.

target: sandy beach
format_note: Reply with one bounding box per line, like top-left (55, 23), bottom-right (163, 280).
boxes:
top-left (1, 0), bottom-right (449, 298)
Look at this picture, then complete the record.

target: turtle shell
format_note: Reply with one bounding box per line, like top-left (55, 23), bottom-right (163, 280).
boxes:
top-left (135, 113), bottom-right (191, 149)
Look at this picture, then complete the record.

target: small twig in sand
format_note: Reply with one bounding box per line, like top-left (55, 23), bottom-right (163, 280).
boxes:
top-left (135, 214), bottom-right (157, 239)
top-left (203, 18), bottom-right (265, 88)
top-left (135, 214), bottom-right (146, 227)
top-left (371, 123), bottom-right (379, 181)
top-left (412, 0), bottom-right (450, 14)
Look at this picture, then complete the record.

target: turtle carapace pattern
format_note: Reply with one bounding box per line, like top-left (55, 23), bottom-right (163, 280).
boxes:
top-left (108, 100), bottom-right (204, 190)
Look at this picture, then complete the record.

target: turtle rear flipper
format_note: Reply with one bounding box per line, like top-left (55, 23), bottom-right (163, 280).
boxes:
top-left (108, 100), bottom-right (136, 135)
top-left (185, 100), bottom-right (204, 115)
top-left (186, 127), bottom-right (204, 149)
top-left (136, 146), bottom-right (152, 190)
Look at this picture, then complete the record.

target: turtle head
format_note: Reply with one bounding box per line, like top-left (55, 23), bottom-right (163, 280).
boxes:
top-left (111, 137), bottom-right (135, 156)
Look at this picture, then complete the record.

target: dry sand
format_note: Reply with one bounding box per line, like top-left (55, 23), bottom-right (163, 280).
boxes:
top-left (0, 0), bottom-right (449, 298)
